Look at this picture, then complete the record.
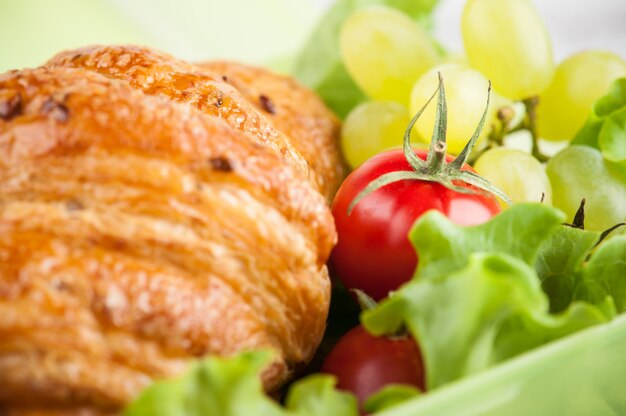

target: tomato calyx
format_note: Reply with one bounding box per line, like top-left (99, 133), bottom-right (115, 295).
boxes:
top-left (348, 73), bottom-right (512, 215)
top-left (352, 288), bottom-right (379, 311)
top-left (353, 289), bottom-right (409, 339)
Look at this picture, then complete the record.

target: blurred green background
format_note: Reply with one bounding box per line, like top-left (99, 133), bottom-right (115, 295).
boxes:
top-left (2, 0), bottom-right (623, 73)
top-left (0, 0), bottom-right (323, 72)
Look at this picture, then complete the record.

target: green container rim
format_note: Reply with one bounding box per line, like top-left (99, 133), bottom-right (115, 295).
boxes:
top-left (377, 314), bottom-right (626, 415)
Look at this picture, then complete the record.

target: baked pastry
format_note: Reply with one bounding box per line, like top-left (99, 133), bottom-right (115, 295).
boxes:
top-left (46, 45), bottom-right (346, 201)
top-left (199, 60), bottom-right (346, 200)
top-left (0, 46), bottom-right (341, 414)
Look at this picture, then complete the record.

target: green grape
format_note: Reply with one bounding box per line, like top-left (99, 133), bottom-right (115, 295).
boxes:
top-left (473, 147), bottom-right (552, 206)
top-left (410, 64), bottom-right (494, 155)
top-left (341, 101), bottom-right (410, 168)
top-left (546, 145), bottom-right (626, 231)
top-left (339, 6), bottom-right (439, 105)
top-left (537, 51), bottom-right (626, 142)
top-left (462, 0), bottom-right (554, 99)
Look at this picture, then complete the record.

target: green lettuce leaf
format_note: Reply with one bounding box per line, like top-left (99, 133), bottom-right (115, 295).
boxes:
top-left (535, 225), bottom-right (601, 313)
top-left (292, 0), bottom-right (439, 118)
top-left (124, 351), bottom-right (283, 416)
top-left (595, 77), bottom-right (626, 117)
top-left (362, 205), bottom-right (610, 389)
top-left (363, 253), bottom-right (607, 388)
top-left (284, 375), bottom-right (358, 416)
top-left (573, 78), bottom-right (626, 163)
top-left (124, 351), bottom-right (358, 416)
top-left (412, 203), bottom-right (566, 279)
top-left (576, 236), bottom-right (626, 314)
top-left (363, 384), bottom-right (421, 413)
top-left (598, 109), bottom-right (626, 162)
top-left (535, 212), bottom-right (626, 317)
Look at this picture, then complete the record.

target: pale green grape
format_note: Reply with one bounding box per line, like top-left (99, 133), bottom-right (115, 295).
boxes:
top-left (339, 5), bottom-right (439, 105)
top-left (341, 101), bottom-right (410, 168)
top-left (546, 145), bottom-right (626, 231)
top-left (474, 147), bottom-right (552, 206)
top-left (410, 64), bottom-right (494, 155)
top-left (462, 0), bottom-right (554, 99)
top-left (537, 51), bottom-right (626, 142)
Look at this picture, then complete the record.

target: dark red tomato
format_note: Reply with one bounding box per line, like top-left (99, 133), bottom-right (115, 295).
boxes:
top-left (321, 325), bottom-right (425, 413)
top-left (332, 148), bottom-right (500, 301)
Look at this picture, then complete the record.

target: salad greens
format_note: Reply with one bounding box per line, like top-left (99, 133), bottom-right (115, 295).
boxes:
top-left (125, 204), bottom-right (626, 415)
top-left (292, 0), bottom-right (439, 118)
top-left (363, 385), bottom-right (421, 414)
top-left (573, 78), bottom-right (626, 164)
top-left (575, 236), bottom-right (626, 314)
top-left (535, 224), bottom-right (605, 313)
top-left (362, 204), bottom-right (610, 388)
top-left (536, 217), bottom-right (626, 316)
top-left (125, 351), bottom-right (358, 416)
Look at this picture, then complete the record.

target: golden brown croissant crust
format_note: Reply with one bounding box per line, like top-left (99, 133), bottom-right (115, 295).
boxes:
top-left (198, 60), bottom-right (347, 200)
top-left (46, 45), bottom-right (346, 201)
top-left (0, 46), bottom-right (341, 414)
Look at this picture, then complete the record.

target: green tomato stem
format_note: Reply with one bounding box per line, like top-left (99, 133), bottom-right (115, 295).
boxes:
top-left (351, 289), bottom-right (379, 311)
top-left (403, 80), bottom-right (440, 172)
top-left (448, 81), bottom-right (491, 171)
top-left (426, 73), bottom-right (448, 168)
top-left (427, 141), bottom-right (447, 173)
top-left (347, 76), bottom-right (513, 216)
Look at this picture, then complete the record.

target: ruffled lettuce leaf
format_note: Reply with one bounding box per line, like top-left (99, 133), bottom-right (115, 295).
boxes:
top-left (292, 0), bottom-right (439, 118)
top-left (535, 225), bottom-right (604, 313)
top-left (535, 223), bottom-right (626, 318)
top-left (576, 236), bottom-right (626, 314)
top-left (363, 253), bottom-right (607, 388)
top-left (285, 375), bottom-right (359, 416)
top-left (363, 384), bottom-right (421, 414)
top-left (124, 351), bottom-right (358, 416)
top-left (412, 203), bottom-right (565, 279)
top-left (573, 78), bottom-right (626, 163)
top-left (124, 351), bottom-right (282, 416)
top-left (362, 205), bottom-right (610, 389)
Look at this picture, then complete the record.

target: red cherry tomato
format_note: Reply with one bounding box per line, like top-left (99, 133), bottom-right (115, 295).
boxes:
top-left (331, 148), bottom-right (500, 300)
top-left (321, 325), bottom-right (425, 413)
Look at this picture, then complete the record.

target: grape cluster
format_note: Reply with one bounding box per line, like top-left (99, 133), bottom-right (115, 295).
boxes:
top-left (338, 0), bottom-right (626, 230)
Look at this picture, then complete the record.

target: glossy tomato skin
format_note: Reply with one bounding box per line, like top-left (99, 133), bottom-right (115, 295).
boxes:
top-left (321, 325), bottom-right (425, 412)
top-left (332, 148), bottom-right (500, 301)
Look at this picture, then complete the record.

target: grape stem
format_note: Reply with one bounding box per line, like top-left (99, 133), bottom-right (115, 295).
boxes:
top-left (522, 96), bottom-right (549, 163)
top-left (468, 107), bottom-right (515, 164)
top-left (468, 97), bottom-right (550, 165)
top-left (489, 107), bottom-right (515, 146)
top-left (347, 73), bottom-right (513, 215)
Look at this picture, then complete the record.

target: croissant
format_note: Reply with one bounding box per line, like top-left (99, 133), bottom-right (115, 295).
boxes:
top-left (0, 45), bottom-right (345, 414)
